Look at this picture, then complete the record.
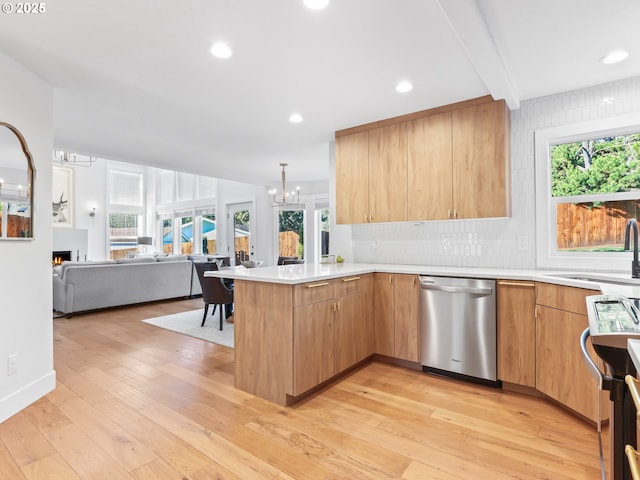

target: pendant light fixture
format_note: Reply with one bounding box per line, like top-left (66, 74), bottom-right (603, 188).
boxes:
top-left (269, 163), bottom-right (300, 207)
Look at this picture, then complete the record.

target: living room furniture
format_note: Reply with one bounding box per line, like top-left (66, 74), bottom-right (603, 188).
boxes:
top-left (194, 262), bottom-right (234, 330)
top-left (52, 255), bottom-right (193, 316)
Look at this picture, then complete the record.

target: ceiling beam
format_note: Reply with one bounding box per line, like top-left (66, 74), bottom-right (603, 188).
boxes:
top-left (436, 0), bottom-right (520, 110)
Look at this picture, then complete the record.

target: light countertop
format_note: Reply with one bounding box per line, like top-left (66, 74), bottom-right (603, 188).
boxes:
top-left (204, 262), bottom-right (640, 296)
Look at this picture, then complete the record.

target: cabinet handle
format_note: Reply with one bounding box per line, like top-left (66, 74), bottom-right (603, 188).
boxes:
top-left (306, 282), bottom-right (329, 289)
top-left (447, 209), bottom-right (451, 218)
top-left (389, 275), bottom-right (392, 284)
top-left (453, 209), bottom-right (457, 219)
top-left (333, 302), bottom-right (337, 312)
top-left (342, 276), bottom-right (360, 283)
top-left (364, 214), bottom-right (368, 223)
top-left (498, 281), bottom-right (535, 287)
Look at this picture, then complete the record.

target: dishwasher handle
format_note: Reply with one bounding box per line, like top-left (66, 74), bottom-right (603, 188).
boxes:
top-left (419, 282), bottom-right (492, 296)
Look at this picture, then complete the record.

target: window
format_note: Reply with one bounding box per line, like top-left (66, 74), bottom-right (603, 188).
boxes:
top-left (161, 216), bottom-right (173, 254)
top-left (279, 209), bottom-right (305, 259)
top-left (197, 209), bottom-right (216, 254)
top-left (108, 213), bottom-right (141, 259)
top-left (108, 168), bottom-right (144, 259)
top-left (535, 114), bottom-right (640, 271)
top-left (319, 208), bottom-right (330, 255)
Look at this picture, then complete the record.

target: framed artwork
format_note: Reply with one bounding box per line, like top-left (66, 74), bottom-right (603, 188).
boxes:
top-left (52, 165), bottom-right (73, 227)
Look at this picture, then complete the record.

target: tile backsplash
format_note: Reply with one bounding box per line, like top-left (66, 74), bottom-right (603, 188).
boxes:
top-left (347, 75), bottom-right (640, 268)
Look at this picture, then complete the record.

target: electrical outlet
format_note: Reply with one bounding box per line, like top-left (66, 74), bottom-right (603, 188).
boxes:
top-left (517, 236), bottom-right (529, 251)
top-left (7, 354), bottom-right (17, 376)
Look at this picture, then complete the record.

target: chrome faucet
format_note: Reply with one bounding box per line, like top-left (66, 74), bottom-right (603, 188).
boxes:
top-left (624, 218), bottom-right (640, 278)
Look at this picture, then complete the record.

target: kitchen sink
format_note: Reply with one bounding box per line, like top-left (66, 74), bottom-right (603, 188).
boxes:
top-left (543, 272), bottom-right (640, 286)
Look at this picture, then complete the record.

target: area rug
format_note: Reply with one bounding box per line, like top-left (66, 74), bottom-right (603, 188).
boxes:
top-left (142, 309), bottom-right (234, 348)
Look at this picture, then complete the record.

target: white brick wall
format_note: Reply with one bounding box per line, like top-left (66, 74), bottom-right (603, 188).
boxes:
top-left (346, 75), bottom-right (640, 268)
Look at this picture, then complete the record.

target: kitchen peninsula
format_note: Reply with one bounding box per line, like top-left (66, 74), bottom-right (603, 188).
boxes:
top-left (206, 263), bottom-right (638, 419)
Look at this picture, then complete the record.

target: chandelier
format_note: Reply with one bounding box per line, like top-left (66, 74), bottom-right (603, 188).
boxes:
top-left (54, 150), bottom-right (97, 167)
top-left (269, 163), bottom-right (300, 207)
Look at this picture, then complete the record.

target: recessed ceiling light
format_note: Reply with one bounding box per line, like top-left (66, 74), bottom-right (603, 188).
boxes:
top-left (304, 0), bottom-right (329, 10)
top-left (601, 50), bottom-right (629, 65)
top-left (395, 81), bottom-right (413, 93)
top-left (210, 42), bottom-right (232, 59)
top-left (289, 113), bottom-right (303, 123)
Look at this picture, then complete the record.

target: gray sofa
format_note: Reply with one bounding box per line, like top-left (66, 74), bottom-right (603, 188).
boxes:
top-left (53, 255), bottom-right (196, 316)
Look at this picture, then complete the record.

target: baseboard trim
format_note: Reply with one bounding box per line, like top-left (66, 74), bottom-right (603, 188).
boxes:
top-left (0, 370), bottom-right (56, 423)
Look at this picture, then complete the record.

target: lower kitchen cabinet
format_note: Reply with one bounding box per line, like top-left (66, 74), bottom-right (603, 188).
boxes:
top-left (335, 274), bottom-right (374, 372)
top-left (293, 274), bottom-right (374, 396)
top-left (535, 283), bottom-right (605, 422)
top-left (374, 273), bottom-right (420, 362)
top-left (497, 280), bottom-right (536, 387)
top-left (293, 299), bottom-right (336, 395)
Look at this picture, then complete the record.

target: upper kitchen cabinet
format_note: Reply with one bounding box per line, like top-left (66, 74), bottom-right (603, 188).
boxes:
top-left (335, 130), bottom-right (369, 224)
top-left (369, 123), bottom-right (407, 223)
top-left (407, 112), bottom-right (453, 221)
top-left (452, 100), bottom-right (510, 219)
top-left (335, 96), bottom-right (511, 224)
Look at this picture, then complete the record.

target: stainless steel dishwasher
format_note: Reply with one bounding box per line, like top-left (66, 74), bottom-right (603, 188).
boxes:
top-left (419, 276), bottom-right (498, 384)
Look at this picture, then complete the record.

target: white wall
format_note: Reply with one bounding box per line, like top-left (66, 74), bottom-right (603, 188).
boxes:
top-left (0, 51), bottom-right (55, 422)
top-left (346, 75), bottom-right (640, 270)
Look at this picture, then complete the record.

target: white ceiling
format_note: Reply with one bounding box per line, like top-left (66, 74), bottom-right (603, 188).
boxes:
top-left (1, 0), bottom-right (639, 186)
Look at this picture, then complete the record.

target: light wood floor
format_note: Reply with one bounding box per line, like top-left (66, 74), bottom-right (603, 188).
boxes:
top-left (0, 298), bottom-right (607, 479)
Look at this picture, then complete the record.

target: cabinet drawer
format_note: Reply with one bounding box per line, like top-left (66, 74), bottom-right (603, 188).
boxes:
top-left (293, 280), bottom-right (334, 306)
top-left (536, 282), bottom-right (600, 315)
top-left (334, 273), bottom-right (373, 298)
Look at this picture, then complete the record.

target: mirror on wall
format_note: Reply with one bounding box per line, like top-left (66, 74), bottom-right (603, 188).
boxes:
top-left (0, 122), bottom-right (34, 239)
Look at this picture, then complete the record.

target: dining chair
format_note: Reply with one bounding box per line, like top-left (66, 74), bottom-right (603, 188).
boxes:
top-left (194, 262), bottom-right (234, 330)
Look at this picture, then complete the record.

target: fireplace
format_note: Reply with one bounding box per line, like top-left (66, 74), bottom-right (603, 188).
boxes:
top-left (52, 250), bottom-right (72, 266)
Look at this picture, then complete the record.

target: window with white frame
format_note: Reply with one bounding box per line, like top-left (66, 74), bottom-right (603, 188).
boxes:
top-left (155, 170), bottom-right (217, 255)
top-left (278, 208), bottom-right (305, 259)
top-left (535, 114), bottom-right (640, 272)
top-left (108, 168), bottom-right (144, 260)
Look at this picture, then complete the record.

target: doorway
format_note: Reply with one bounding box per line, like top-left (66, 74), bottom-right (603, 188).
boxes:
top-left (227, 202), bottom-right (254, 266)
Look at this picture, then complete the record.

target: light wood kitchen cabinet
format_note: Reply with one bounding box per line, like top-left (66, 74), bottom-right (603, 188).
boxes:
top-left (497, 279), bottom-right (536, 387)
top-left (369, 123), bottom-right (407, 223)
top-left (336, 95), bottom-right (510, 224)
top-left (335, 131), bottom-right (369, 224)
top-left (374, 273), bottom-right (420, 362)
top-left (335, 124), bottom-right (407, 224)
top-left (452, 99), bottom-right (510, 219)
top-left (335, 274), bottom-right (374, 372)
top-left (292, 279), bottom-right (336, 396)
top-left (535, 283), bottom-right (605, 422)
top-left (292, 274), bottom-right (374, 397)
top-left (407, 111), bottom-right (453, 221)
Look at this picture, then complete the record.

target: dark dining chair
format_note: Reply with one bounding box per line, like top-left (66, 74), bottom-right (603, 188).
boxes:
top-left (282, 258), bottom-right (304, 265)
top-left (277, 256), bottom-right (299, 265)
top-left (194, 262), bottom-right (234, 330)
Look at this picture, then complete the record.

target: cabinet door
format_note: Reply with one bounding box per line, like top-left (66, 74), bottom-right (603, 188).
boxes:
top-left (393, 274), bottom-right (420, 362)
top-left (497, 280), bottom-right (535, 386)
top-left (369, 123), bottom-right (407, 223)
top-left (374, 273), bottom-right (395, 356)
top-left (293, 301), bottom-right (336, 396)
top-left (335, 291), bottom-right (371, 372)
top-left (335, 131), bottom-right (369, 224)
top-left (407, 112), bottom-right (453, 220)
top-left (452, 100), bottom-right (509, 219)
top-left (335, 275), bottom-right (374, 372)
top-left (535, 305), bottom-right (601, 422)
